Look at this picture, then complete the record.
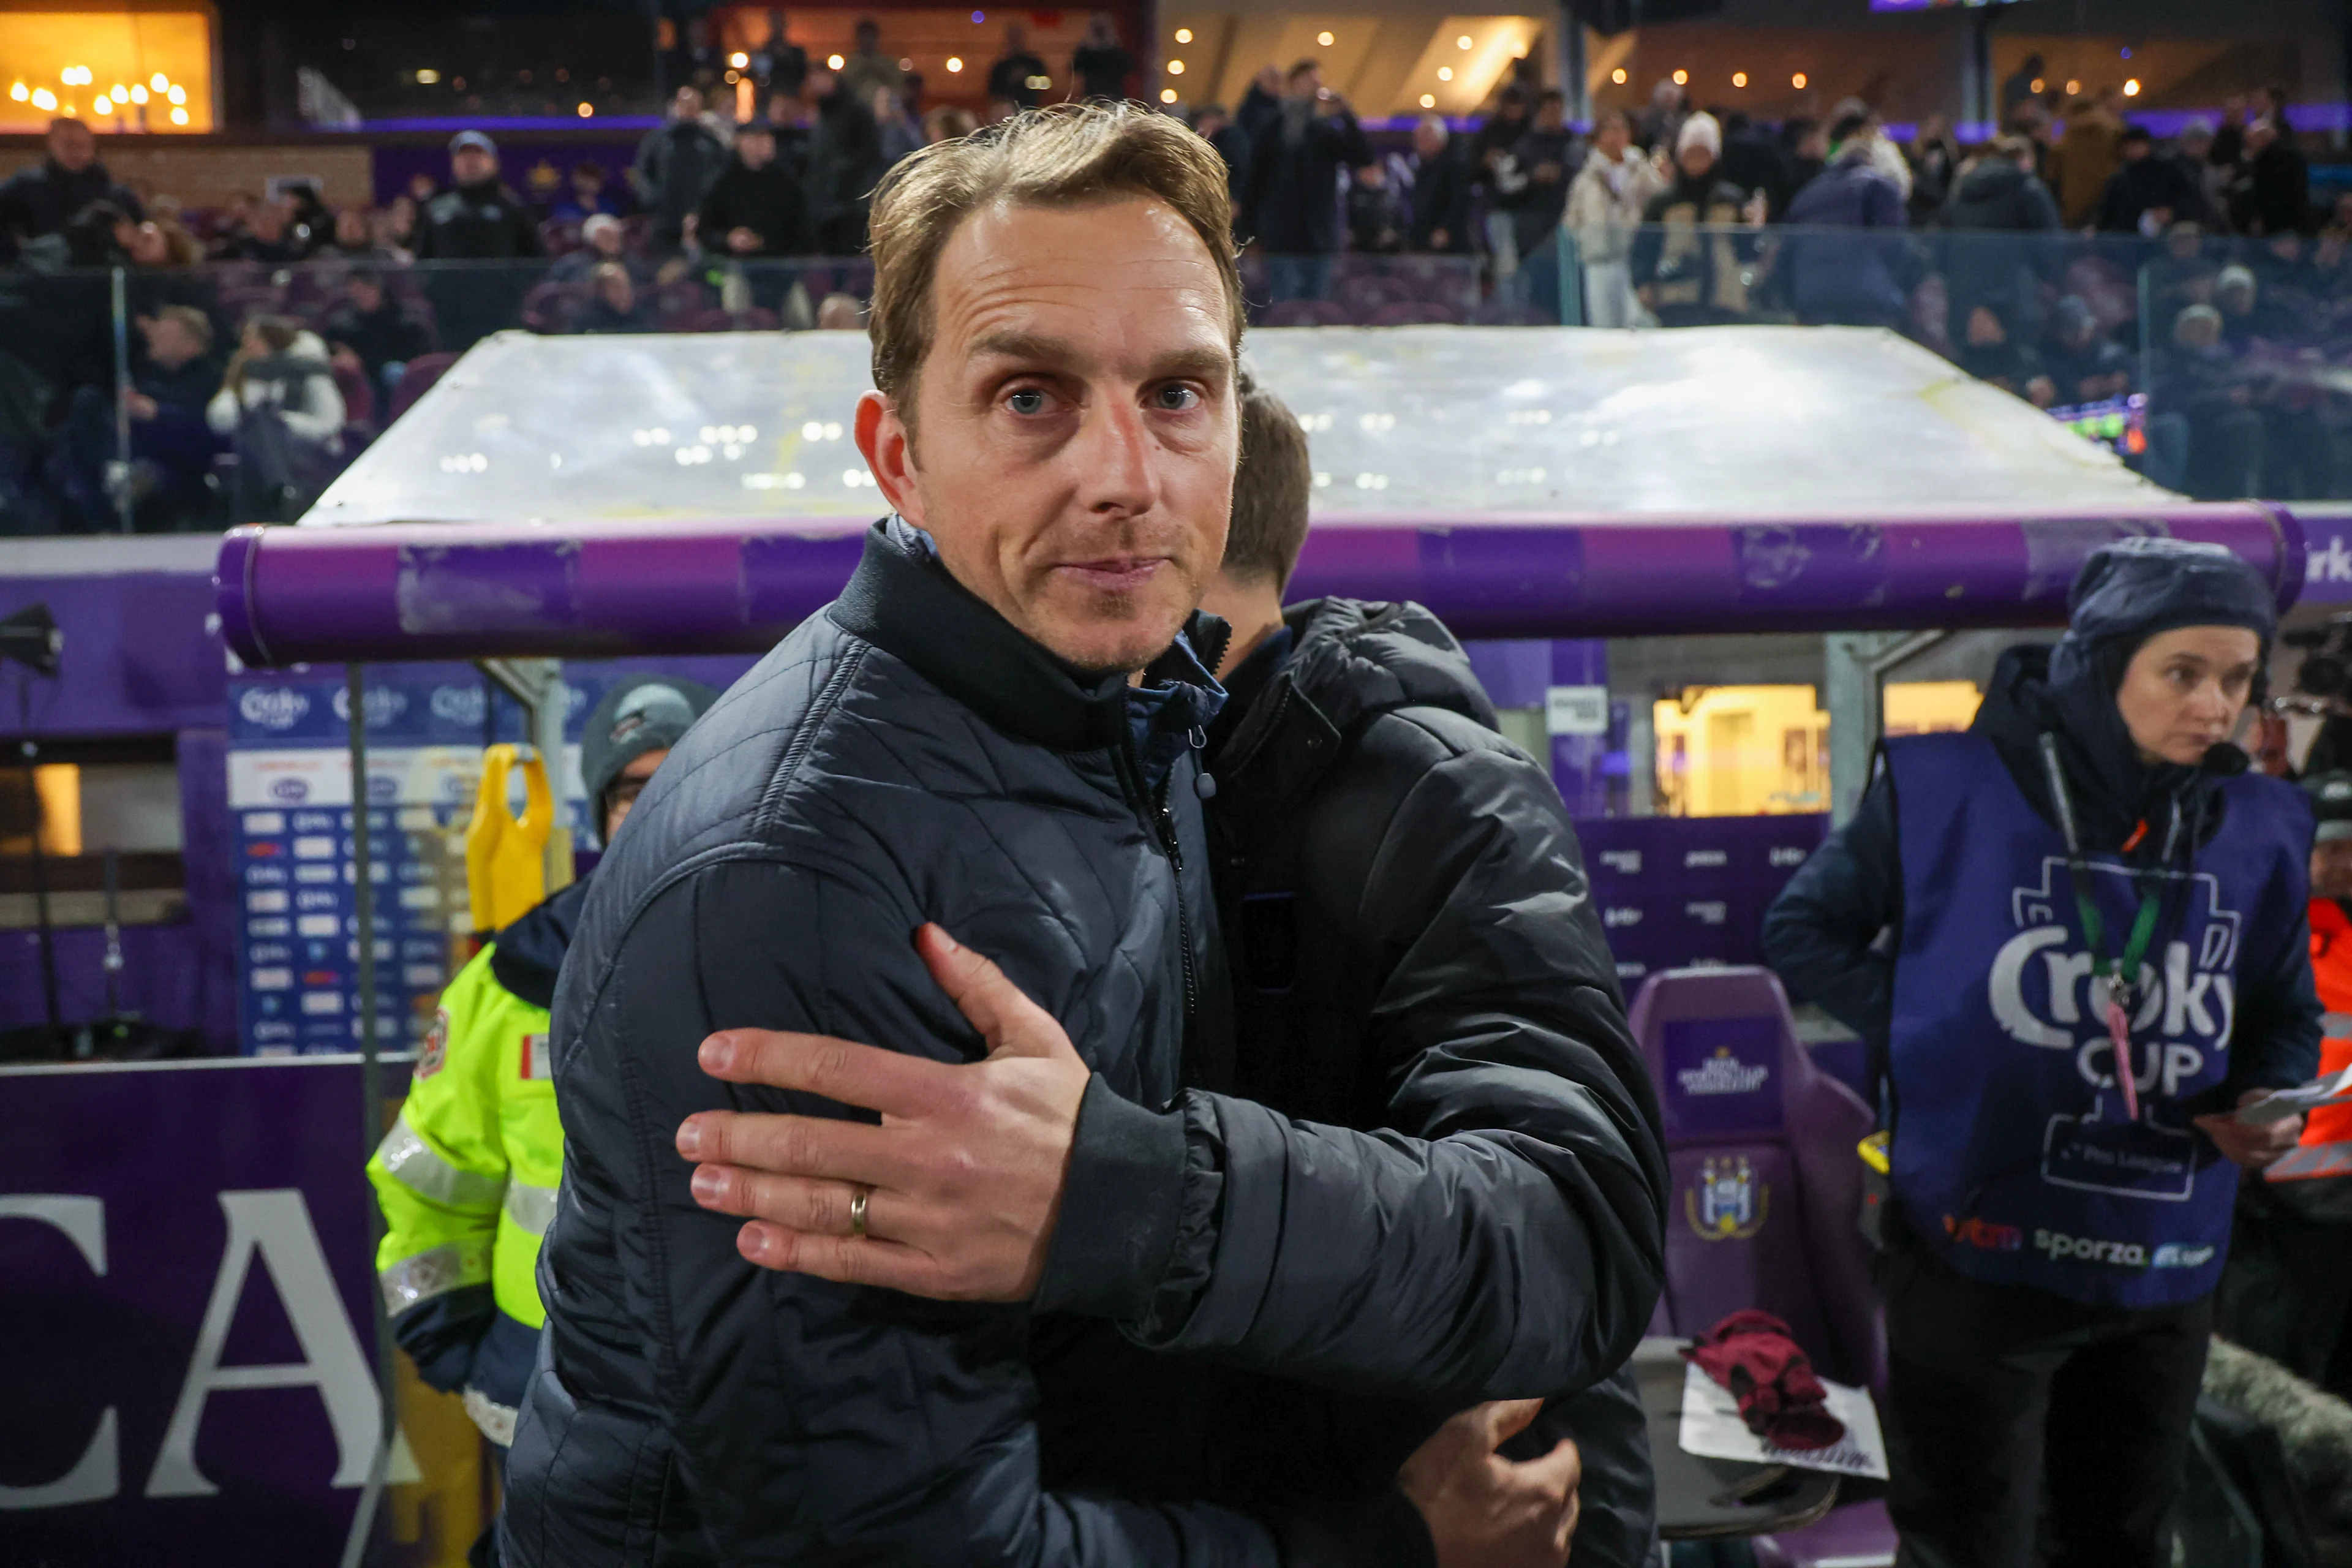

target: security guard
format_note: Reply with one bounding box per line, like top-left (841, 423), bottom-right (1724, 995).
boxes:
top-left (368, 676), bottom-right (715, 1451)
top-left (2215, 769), bottom-right (2352, 1400)
top-left (1765, 538), bottom-right (2320, 1567)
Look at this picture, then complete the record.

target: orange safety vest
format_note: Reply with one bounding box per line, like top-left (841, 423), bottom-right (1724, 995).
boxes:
top-left (2267, 897), bottom-right (2352, 1182)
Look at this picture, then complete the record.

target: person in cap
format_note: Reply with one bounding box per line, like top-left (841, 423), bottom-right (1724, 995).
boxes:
top-left (367, 676), bottom-right (714, 1498)
top-left (413, 130), bottom-right (547, 352)
top-left (1764, 537), bottom-right (2321, 1566)
top-left (1630, 112), bottom-right (1761, 326)
top-left (2213, 769), bottom-right (2352, 1402)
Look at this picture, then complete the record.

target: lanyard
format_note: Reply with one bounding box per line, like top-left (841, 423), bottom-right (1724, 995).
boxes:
top-left (2037, 735), bottom-right (2179, 1121)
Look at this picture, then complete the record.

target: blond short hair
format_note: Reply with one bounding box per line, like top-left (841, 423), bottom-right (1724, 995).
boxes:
top-left (866, 102), bottom-right (1243, 426)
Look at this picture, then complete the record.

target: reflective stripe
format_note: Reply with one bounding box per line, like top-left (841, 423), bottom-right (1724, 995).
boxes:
top-left (463, 1387), bottom-right (519, 1447)
top-left (379, 1240), bottom-right (491, 1314)
top-left (377, 1112), bottom-right (504, 1210)
top-left (2323, 1012), bottom-right (2352, 1039)
top-left (503, 1180), bottom-right (559, 1237)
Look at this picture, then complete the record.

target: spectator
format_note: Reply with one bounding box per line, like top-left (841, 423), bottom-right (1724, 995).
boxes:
top-left (698, 120), bottom-right (814, 260)
top-left (549, 161), bottom-right (625, 225)
top-left (1637, 77), bottom-right (1687, 153)
top-left (46, 304), bottom-right (223, 532)
top-left (1939, 134), bottom-right (2062, 339)
top-left (579, 263), bottom-right (651, 333)
top-left (1781, 110), bottom-right (1912, 329)
top-left (2148, 301), bottom-right (2260, 497)
top-left (813, 290), bottom-right (864, 329)
top-left (2230, 116), bottom-right (2311, 238)
top-left (2051, 91), bottom-right (2123, 228)
top-left (921, 105), bottom-right (977, 145)
top-left (1069, 11), bottom-right (1135, 102)
top-left (551, 213), bottom-right (643, 285)
top-left (282, 182), bottom-right (333, 255)
top-left (1237, 59), bottom-right (1371, 301)
top-left (1344, 160), bottom-right (1406, 255)
top-left (2001, 53), bottom-right (2046, 121)
top-left (2214, 263), bottom-right (2264, 346)
top-left (1565, 108), bottom-right (1666, 326)
top-left (383, 194), bottom-right (421, 256)
top-left (1191, 104), bottom-right (1251, 199)
top-left (752, 9), bottom-right (808, 100)
top-left (987, 20), bottom-right (1050, 111)
top-left (207, 314), bottom-right (347, 523)
top-left (322, 205), bottom-right (396, 262)
top-left (1506, 89), bottom-right (1578, 265)
top-left (1404, 112), bottom-right (1476, 255)
top-left (2174, 119), bottom-right (2230, 228)
top-left (122, 216), bottom-right (202, 268)
top-left (633, 88), bottom-right (733, 252)
top-left (1781, 116), bottom-right (1828, 197)
top-left (1631, 112), bottom-right (1760, 326)
top-left (1469, 83), bottom-right (1534, 270)
top-left (2094, 125), bottom-right (2200, 235)
top-left (1905, 114), bottom-right (1961, 225)
top-left (323, 269), bottom-right (431, 399)
top-left (0, 117), bottom-right (143, 264)
top-left (413, 132), bottom-right (546, 353)
top-left (873, 86), bottom-right (924, 167)
top-left (1236, 63), bottom-right (1282, 145)
top-left (220, 197), bottom-right (303, 264)
top-left (1953, 301), bottom-right (2054, 406)
top-left (1721, 110), bottom-right (1796, 221)
top-left (801, 67), bottom-right (886, 255)
top-left (1827, 96), bottom-right (1913, 204)
top-left (2041, 295), bottom-right (2133, 404)
top-left (837, 18), bottom-right (906, 109)
top-left (405, 170), bottom-right (441, 206)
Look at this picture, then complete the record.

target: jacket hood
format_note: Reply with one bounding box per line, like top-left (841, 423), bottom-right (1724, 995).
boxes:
top-left (1213, 598), bottom-right (1495, 780)
top-left (284, 330), bottom-right (331, 366)
top-left (488, 876), bottom-right (592, 1009)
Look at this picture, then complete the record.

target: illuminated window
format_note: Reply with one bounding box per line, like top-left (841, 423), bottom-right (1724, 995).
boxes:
top-left (1654, 688), bottom-right (1829, 817)
top-left (1883, 682), bottom-right (1981, 737)
top-left (1, 10), bottom-right (215, 130)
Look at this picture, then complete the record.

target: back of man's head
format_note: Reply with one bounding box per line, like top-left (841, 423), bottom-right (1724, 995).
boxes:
top-left (1224, 380), bottom-right (1312, 592)
top-left (865, 102), bottom-right (1242, 428)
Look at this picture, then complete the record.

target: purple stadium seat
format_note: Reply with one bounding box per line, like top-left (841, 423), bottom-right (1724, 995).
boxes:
top-left (522, 281), bottom-right (590, 334)
top-left (385, 352), bottom-right (458, 426)
top-left (1629, 965), bottom-right (1897, 1568)
top-left (330, 356), bottom-right (378, 433)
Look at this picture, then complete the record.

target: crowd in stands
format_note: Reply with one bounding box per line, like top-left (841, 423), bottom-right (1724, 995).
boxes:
top-left (0, 9), bottom-right (2340, 532)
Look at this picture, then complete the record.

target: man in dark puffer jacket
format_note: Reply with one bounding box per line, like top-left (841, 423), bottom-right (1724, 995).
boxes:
top-left (508, 105), bottom-right (1661, 1567)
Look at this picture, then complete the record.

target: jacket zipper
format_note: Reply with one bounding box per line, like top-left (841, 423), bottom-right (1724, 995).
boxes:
top-left (1117, 729), bottom-right (1199, 1028)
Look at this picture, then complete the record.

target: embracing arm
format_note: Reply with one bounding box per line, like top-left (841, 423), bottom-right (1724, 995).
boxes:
top-left (1054, 721), bottom-right (1668, 1403)
top-left (615, 859), bottom-right (1279, 1567)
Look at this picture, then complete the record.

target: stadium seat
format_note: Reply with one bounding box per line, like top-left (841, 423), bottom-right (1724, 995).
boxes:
top-left (521, 281), bottom-right (590, 334)
top-left (385, 352), bottom-right (459, 425)
top-left (1628, 965), bottom-right (1896, 1568)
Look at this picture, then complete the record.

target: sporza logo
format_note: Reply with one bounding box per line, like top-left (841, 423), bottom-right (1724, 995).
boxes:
top-left (1686, 1155), bottom-right (1768, 1240)
top-left (1988, 856), bottom-right (2240, 1098)
top-left (2032, 1228), bottom-right (2217, 1270)
top-left (238, 687), bottom-right (310, 730)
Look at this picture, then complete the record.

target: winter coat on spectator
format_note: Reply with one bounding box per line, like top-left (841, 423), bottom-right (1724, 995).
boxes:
top-left (2095, 154), bottom-right (2203, 234)
top-left (412, 178), bottom-right (546, 261)
top-left (323, 298), bottom-right (432, 386)
top-left (2233, 141), bottom-right (2313, 237)
top-left (1235, 81), bottom-right (1281, 146)
top-left (0, 156), bottom-right (142, 262)
top-left (1204, 121), bottom-right (1253, 201)
top-left (1782, 146), bottom-right (1912, 326)
top-left (2051, 108), bottom-right (2122, 228)
top-left (1630, 170), bottom-right (1754, 324)
top-left (697, 159), bottom-right (815, 258)
top-left (987, 50), bottom-right (1049, 109)
top-left (1721, 121), bottom-right (1796, 221)
top-left (1506, 126), bottom-right (1579, 257)
top-left (1564, 147), bottom-right (1667, 268)
top-left (1905, 133), bottom-right (1960, 224)
top-left (631, 117), bottom-right (733, 246)
top-left (206, 330), bottom-right (345, 443)
top-left (1938, 157), bottom-right (2062, 332)
top-left (1071, 42), bottom-right (1135, 100)
top-left (1344, 178), bottom-right (1408, 255)
top-left (1240, 100), bottom-right (1373, 255)
top-left (1407, 142), bottom-right (1477, 254)
top-left (804, 83), bottom-right (887, 255)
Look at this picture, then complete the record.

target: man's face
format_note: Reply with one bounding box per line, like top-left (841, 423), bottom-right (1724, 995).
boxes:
top-left (453, 148), bottom-right (497, 186)
top-left (49, 123), bottom-right (94, 172)
top-left (856, 196), bottom-right (1238, 676)
top-left (604, 748), bottom-right (668, 840)
top-left (251, 201), bottom-right (288, 239)
top-left (2122, 139), bottom-right (2150, 162)
top-left (2314, 837), bottom-right (2352, 901)
top-left (1414, 121), bottom-right (1445, 159)
top-left (1966, 305), bottom-right (2007, 346)
top-left (1678, 144), bottom-right (1715, 181)
top-left (348, 277), bottom-right (384, 313)
top-left (1287, 68), bottom-right (1321, 100)
top-left (738, 130), bottom-right (776, 170)
top-left (1595, 118), bottom-right (1629, 159)
top-left (1535, 99), bottom-right (1564, 132)
top-left (591, 222), bottom-right (624, 255)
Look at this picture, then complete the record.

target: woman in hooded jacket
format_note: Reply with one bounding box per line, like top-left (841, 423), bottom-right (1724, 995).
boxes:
top-left (207, 314), bottom-right (347, 522)
top-left (1763, 537), bottom-right (2320, 1567)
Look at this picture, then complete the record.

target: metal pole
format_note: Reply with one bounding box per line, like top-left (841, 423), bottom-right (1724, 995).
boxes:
top-left (110, 266), bottom-right (133, 535)
top-left (17, 676), bottom-right (60, 1039)
top-left (338, 663), bottom-right (395, 1568)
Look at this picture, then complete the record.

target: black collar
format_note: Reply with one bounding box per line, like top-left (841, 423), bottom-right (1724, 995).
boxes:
top-left (826, 520), bottom-right (1225, 753)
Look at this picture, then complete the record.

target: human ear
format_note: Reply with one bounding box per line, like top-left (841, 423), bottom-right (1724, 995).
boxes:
top-left (854, 390), bottom-right (925, 529)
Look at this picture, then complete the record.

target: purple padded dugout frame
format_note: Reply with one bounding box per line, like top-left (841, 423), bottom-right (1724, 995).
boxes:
top-left (216, 503), bottom-right (2304, 666)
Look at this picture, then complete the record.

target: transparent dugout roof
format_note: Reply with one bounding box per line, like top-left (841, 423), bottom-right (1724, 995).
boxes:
top-left (301, 324), bottom-right (2165, 529)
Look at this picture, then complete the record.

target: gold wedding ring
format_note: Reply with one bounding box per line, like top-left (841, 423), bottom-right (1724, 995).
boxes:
top-left (849, 1185), bottom-right (871, 1240)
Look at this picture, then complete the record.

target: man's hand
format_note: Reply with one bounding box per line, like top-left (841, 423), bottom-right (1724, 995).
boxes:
top-left (2196, 1088), bottom-right (2305, 1170)
top-left (678, 924), bottom-right (1092, 1299)
top-left (121, 389), bottom-right (157, 421)
top-left (727, 225), bottom-right (763, 254)
top-left (1397, 1400), bottom-right (1581, 1568)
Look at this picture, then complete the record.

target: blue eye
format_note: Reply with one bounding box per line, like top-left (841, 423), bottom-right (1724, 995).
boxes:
top-left (1155, 385), bottom-right (1199, 411)
top-left (1008, 389), bottom-right (1046, 415)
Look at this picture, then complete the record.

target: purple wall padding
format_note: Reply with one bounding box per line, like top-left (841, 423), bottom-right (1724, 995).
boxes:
top-left (0, 572), bottom-right (228, 740)
top-left (217, 504), bottom-right (2306, 666)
